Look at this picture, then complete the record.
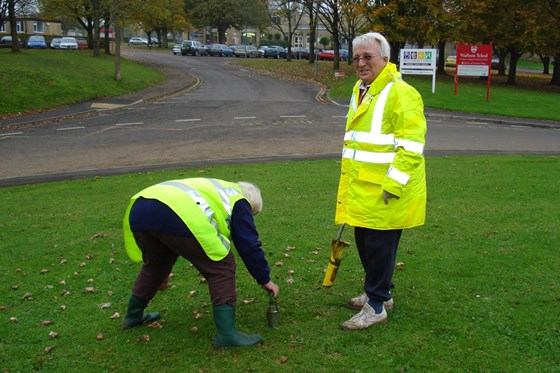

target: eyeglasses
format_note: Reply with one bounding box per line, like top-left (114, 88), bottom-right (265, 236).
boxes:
top-left (352, 54), bottom-right (380, 64)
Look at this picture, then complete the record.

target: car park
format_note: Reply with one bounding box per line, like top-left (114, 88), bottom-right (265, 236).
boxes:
top-left (263, 45), bottom-right (285, 59)
top-left (27, 35), bottom-right (47, 49)
top-left (172, 42), bottom-right (182, 55)
top-left (50, 38), bottom-right (61, 48)
top-left (59, 37), bottom-right (78, 49)
top-left (233, 45), bottom-right (260, 58)
top-left (76, 38), bottom-right (88, 49)
top-left (0, 35), bottom-right (24, 48)
top-left (128, 37), bottom-right (148, 46)
top-left (180, 40), bottom-right (208, 56)
top-left (208, 43), bottom-right (233, 57)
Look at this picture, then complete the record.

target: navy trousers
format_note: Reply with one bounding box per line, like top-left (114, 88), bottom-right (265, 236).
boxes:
top-left (355, 227), bottom-right (402, 303)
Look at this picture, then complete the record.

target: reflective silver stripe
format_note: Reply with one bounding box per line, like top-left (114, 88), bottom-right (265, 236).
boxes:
top-left (394, 138), bottom-right (424, 154)
top-left (387, 166), bottom-right (410, 185)
top-left (344, 131), bottom-right (394, 145)
top-left (161, 181), bottom-right (230, 249)
top-left (371, 82), bottom-right (394, 133)
top-left (342, 148), bottom-right (395, 163)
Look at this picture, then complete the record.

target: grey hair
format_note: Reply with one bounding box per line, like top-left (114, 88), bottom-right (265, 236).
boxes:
top-left (353, 32), bottom-right (391, 58)
top-left (237, 181), bottom-right (263, 215)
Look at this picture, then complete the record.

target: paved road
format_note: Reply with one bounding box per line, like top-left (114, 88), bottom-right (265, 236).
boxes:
top-left (1, 49), bottom-right (559, 187)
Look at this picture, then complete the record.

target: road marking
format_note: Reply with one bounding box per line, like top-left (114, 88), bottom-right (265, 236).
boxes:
top-left (90, 103), bottom-right (125, 109)
top-left (1, 132), bottom-right (23, 136)
top-left (280, 115), bottom-right (306, 118)
top-left (116, 122), bottom-right (143, 126)
top-left (234, 116), bottom-right (256, 120)
top-left (56, 126), bottom-right (85, 131)
top-left (175, 118), bottom-right (201, 122)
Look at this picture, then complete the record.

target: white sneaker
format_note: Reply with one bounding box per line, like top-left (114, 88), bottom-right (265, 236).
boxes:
top-left (347, 293), bottom-right (394, 311)
top-left (341, 303), bottom-right (388, 330)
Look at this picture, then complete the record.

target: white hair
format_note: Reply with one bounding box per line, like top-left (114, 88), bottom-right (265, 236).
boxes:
top-left (353, 32), bottom-right (391, 58)
top-left (237, 181), bottom-right (263, 215)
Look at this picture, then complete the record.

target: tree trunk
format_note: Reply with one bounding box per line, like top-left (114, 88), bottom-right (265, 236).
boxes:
top-left (437, 38), bottom-right (446, 75)
top-left (506, 49), bottom-right (522, 85)
top-left (8, 0), bottom-right (20, 53)
top-left (549, 54), bottom-right (559, 86)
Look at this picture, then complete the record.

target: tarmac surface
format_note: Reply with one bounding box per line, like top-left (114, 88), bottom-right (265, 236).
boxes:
top-left (2, 64), bottom-right (559, 131)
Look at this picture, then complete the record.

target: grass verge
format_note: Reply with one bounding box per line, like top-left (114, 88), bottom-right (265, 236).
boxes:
top-left (1, 156), bottom-right (559, 372)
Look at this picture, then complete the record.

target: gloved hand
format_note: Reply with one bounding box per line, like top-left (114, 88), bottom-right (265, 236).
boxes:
top-left (383, 190), bottom-right (400, 205)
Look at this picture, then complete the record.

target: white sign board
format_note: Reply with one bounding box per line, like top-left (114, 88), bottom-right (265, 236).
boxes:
top-left (399, 49), bottom-right (437, 93)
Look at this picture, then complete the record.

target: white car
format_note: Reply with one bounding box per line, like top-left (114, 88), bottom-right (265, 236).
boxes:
top-left (172, 43), bottom-right (182, 55)
top-left (59, 37), bottom-right (78, 50)
top-left (128, 37), bottom-right (148, 46)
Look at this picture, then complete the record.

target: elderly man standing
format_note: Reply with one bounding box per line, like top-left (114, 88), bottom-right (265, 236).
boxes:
top-left (335, 32), bottom-right (427, 330)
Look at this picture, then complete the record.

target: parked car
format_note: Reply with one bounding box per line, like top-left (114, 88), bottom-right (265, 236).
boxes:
top-left (181, 40), bottom-right (208, 56)
top-left (491, 58), bottom-right (500, 70)
top-left (128, 37), bottom-right (148, 46)
top-left (257, 46), bottom-right (267, 57)
top-left (208, 43), bottom-right (233, 57)
top-left (76, 38), bottom-right (88, 49)
top-left (290, 47), bottom-right (310, 59)
top-left (233, 45), bottom-right (260, 58)
top-left (263, 45), bottom-right (285, 59)
top-left (0, 35), bottom-right (24, 48)
top-left (50, 38), bottom-right (62, 49)
top-left (445, 55), bottom-right (456, 67)
top-left (27, 35), bottom-right (47, 49)
top-left (172, 42), bottom-right (182, 55)
top-left (59, 37), bottom-right (78, 50)
top-left (318, 50), bottom-right (344, 61)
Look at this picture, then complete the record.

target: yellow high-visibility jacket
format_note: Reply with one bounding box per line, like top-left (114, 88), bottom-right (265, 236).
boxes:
top-left (123, 178), bottom-right (246, 262)
top-left (335, 63), bottom-right (427, 230)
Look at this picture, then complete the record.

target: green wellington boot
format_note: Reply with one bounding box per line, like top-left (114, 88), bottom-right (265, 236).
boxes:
top-left (213, 304), bottom-right (263, 348)
top-left (121, 294), bottom-right (161, 329)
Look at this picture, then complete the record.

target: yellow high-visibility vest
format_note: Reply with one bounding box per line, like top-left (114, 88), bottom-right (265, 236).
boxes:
top-left (335, 63), bottom-right (427, 230)
top-left (123, 178), bottom-right (246, 262)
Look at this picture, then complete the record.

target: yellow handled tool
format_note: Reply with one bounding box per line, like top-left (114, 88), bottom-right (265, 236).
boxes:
top-left (322, 224), bottom-right (350, 287)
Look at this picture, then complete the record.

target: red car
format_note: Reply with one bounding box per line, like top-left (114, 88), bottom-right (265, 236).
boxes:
top-left (318, 49), bottom-right (344, 61)
top-left (76, 38), bottom-right (88, 49)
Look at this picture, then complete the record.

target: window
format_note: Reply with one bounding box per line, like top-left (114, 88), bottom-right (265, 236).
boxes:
top-left (33, 21), bottom-right (44, 33)
top-left (295, 36), bottom-right (303, 48)
top-left (16, 21), bottom-right (24, 33)
top-left (0, 23), bottom-right (5, 32)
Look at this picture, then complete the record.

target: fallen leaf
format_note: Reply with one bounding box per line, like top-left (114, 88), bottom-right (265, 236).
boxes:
top-left (49, 331), bottom-right (58, 339)
top-left (85, 287), bottom-right (95, 294)
top-left (190, 326), bottom-right (199, 334)
top-left (283, 253), bottom-right (291, 258)
top-left (99, 302), bottom-right (112, 310)
top-left (22, 292), bottom-right (32, 300)
top-left (60, 259), bottom-right (67, 264)
top-left (59, 280), bottom-right (66, 286)
top-left (60, 305), bottom-right (66, 311)
top-left (288, 270), bottom-right (295, 275)
top-left (286, 278), bottom-right (295, 285)
top-left (109, 258), bottom-right (115, 264)
top-left (194, 313), bottom-right (204, 320)
top-left (199, 277), bottom-right (207, 283)
top-left (189, 290), bottom-right (197, 297)
top-left (87, 278), bottom-right (94, 283)
top-left (85, 254), bottom-right (93, 260)
top-left (10, 317), bottom-right (18, 323)
top-left (96, 333), bottom-right (104, 341)
top-left (41, 320), bottom-right (54, 326)
top-left (61, 290), bottom-right (70, 296)
top-left (110, 312), bottom-right (120, 319)
top-left (395, 262), bottom-right (405, 270)
top-left (91, 233), bottom-right (108, 239)
top-left (107, 291), bottom-right (114, 297)
top-left (275, 262), bottom-right (284, 267)
top-left (40, 269), bottom-right (50, 274)
top-left (242, 299), bottom-right (254, 305)
top-left (142, 335), bottom-right (150, 342)
top-left (44, 345), bottom-right (57, 354)
top-left (149, 321), bottom-right (162, 329)
top-left (277, 356), bottom-right (288, 364)
top-left (285, 245), bottom-right (296, 251)
top-left (79, 262), bottom-right (87, 267)
top-left (11, 285), bottom-right (18, 290)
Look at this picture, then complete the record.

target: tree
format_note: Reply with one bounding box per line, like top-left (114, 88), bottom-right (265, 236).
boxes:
top-left (268, 0), bottom-right (305, 61)
top-left (339, 0), bottom-right (369, 65)
top-left (318, 0), bottom-right (343, 70)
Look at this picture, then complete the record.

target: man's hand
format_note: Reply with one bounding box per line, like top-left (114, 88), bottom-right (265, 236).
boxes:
top-left (383, 190), bottom-right (400, 205)
top-left (261, 281), bottom-right (280, 297)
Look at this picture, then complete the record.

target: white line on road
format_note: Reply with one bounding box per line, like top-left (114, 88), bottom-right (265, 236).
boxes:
top-left (116, 122), bottom-right (144, 126)
top-left (1, 132), bottom-right (23, 136)
top-left (234, 116), bottom-right (256, 120)
top-left (280, 115), bottom-right (306, 118)
top-left (175, 118), bottom-right (202, 122)
top-left (56, 126), bottom-right (85, 131)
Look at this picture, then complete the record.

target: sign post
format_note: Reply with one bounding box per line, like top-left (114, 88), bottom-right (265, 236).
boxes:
top-left (399, 49), bottom-right (437, 93)
top-left (454, 43), bottom-right (493, 101)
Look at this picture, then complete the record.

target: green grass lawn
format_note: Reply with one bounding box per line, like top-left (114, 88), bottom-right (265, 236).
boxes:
top-left (1, 156), bottom-right (559, 372)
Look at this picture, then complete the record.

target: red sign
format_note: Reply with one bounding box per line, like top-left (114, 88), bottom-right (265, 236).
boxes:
top-left (454, 43), bottom-right (493, 101)
top-left (456, 44), bottom-right (492, 66)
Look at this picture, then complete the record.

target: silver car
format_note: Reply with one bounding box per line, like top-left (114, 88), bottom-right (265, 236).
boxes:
top-left (59, 37), bottom-right (78, 50)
